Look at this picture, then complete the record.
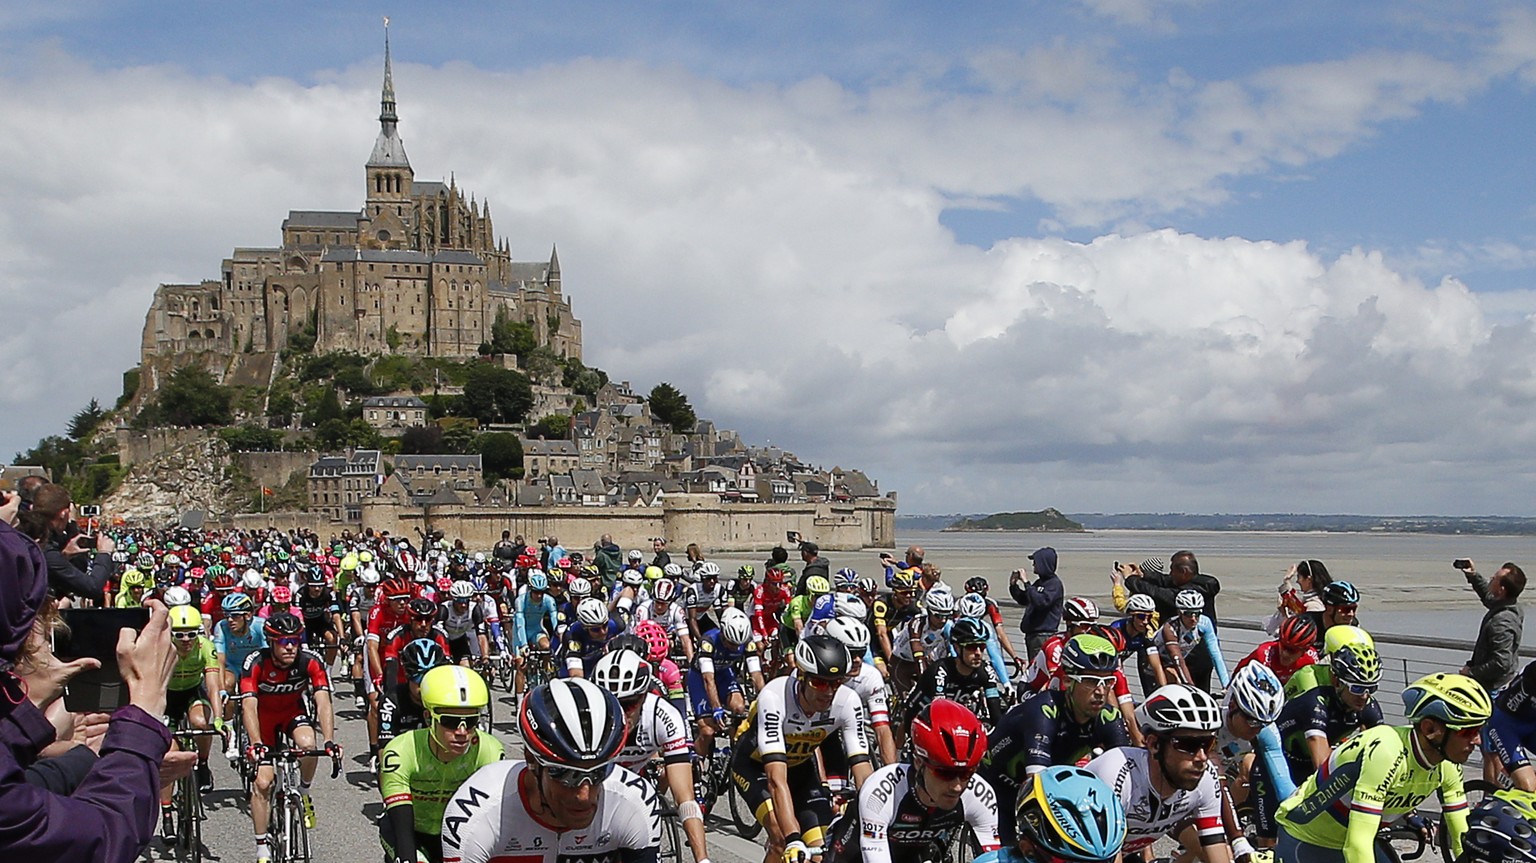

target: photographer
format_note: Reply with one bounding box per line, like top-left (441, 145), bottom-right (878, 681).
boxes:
top-left (1456, 558), bottom-right (1525, 693)
top-left (30, 484), bottom-right (114, 601)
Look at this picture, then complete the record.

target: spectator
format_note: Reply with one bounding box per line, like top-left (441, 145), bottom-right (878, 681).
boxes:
top-left (0, 515), bottom-right (179, 862)
top-left (1009, 546), bottom-right (1064, 658)
top-left (763, 545), bottom-right (789, 576)
top-left (1458, 559), bottom-right (1526, 693)
top-left (1125, 550), bottom-right (1222, 686)
top-left (491, 530), bottom-right (517, 562)
top-left (650, 537), bottom-right (671, 569)
top-left (592, 533), bottom-right (623, 590)
top-left (546, 535), bottom-right (567, 568)
top-left (15, 476), bottom-right (45, 514)
top-left (903, 545), bottom-right (925, 569)
top-left (30, 484), bottom-right (113, 601)
top-left (797, 540), bottom-right (830, 593)
top-left (1266, 559), bottom-right (1331, 635)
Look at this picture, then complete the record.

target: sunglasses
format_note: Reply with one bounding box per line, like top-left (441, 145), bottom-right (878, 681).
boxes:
top-left (1130, 612), bottom-right (1152, 620)
top-left (958, 642), bottom-right (987, 652)
top-left (1330, 604), bottom-right (1359, 614)
top-left (433, 712), bottom-right (481, 731)
top-left (585, 625), bottom-right (608, 634)
top-left (172, 630), bottom-right (200, 641)
top-left (272, 636), bottom-right (303, 648)
top-left (802, 675), bottom-right (845, 691)
top-left (926, 762), bottom-right (975, 783)
top-left (1342, 682), bottom-right (1378, 697)
top-left (534, 757), bottom-right (614, 788)
top-left (228, 613), bottom-right (252, 620)
top-left (1167, 735), bottom-right (1217, 756)
top-left (1071, 674), bottom-right (1117, 690)
top-left (1447, 723), bottom-right (1485, 741)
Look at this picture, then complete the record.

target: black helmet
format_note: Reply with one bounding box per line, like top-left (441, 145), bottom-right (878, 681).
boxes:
top-left (949, 617), bottom-right (990, 646)
top-left (519, 679), bottom-right (627, 768)
top-left (401, 638), bottom-right (448, 682)
top-left (408, 598), bottom-right (438, 620)
top-left (266, 612), bottom-right (303, 637)
top-left (793, 634), bottom-right (852, 678)
top-left (606, 633), bottom-right (648, 656)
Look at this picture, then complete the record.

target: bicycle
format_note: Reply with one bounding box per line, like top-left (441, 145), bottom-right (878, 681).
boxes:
top-left (229, 714), bottom-right (255, 796)
top-left (266, 745), bottom-right (342, 863)
top-left (168, 727), bottom-right (224, 863)
top-left (703, 714), bottom-right (760, 840)
top-left (642, 760), bottom-right (688, 863)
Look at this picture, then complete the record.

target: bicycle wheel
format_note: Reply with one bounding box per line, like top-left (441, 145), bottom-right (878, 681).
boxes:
top-left (727, 771), bottom-right (762, 840)
top-left (174, 774), bottom-right (195, 859)
top-left (658, 812), bottom-right (684, 863)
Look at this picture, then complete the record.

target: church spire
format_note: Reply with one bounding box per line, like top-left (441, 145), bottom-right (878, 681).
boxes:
top-left (380, 17), bottom-right (398, 129)
top-left (367, 16), bottom-right (411, 170)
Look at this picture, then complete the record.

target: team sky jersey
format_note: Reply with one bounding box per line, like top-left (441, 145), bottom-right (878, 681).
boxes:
top-left (296, 587), bottom-right (341, 630)
top-left (736, 674), bottom-right (871, 767)
top-left (382, 626), bottom-right (453, 677)
top-left (905, 657), bottom-right (1004, 725)
top-left (238, 647), bottom-right (331, 716)
top-left (379, 729), bottom-right (504, 837)
top-left (1277, 686), bottom-right (1384, 784)
top-left (511, 591), bottom-right (558, 650)
top-left (614, 692), bottom-right (692, 773)
top-left (1159, 613), bottom-right (1231, 688)
top-left (839, 763), bottom-right (1001, 863)
top-left (368, 602), bottom-right (411, 643)
top-left (1085, 745), bottom-right (1225, 854)
top-left (1276, 724), bottom-right (1471, 862)
top-left (170, 637), bottom-right (220, 691)
top-left (214, 616), bottom-right (268, 674)
top-left (1236, 640), bottom-right (1319, 685)
top-left (440, 760), bottom-right (662, 863)
top-left (561, 617), bottom-right (623, 676)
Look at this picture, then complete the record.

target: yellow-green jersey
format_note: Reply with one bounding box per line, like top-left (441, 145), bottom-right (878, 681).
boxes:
top-left (380, 728), bottom-right (504, 836)
top-left (169, 637), bottom-right (220, 692)
top-left (1276, 724), bottom-right (1470, 862)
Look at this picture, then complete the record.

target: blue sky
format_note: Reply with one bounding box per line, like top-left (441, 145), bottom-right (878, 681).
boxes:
top-left (4, 2), bottom-right (1536, 515)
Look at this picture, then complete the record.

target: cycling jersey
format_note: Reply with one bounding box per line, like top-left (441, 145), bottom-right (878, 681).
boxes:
top-left (1486, 660), bottom-right (1536, 771)
top-left (609, 584), bottom-right (650, 620)
top-left (614, 692), bottom-right (691, 774)
top-left (199, 590), bottom-right (232, 628)
top-left (382, 626), bottom-right (454, 687)
top-left (1084, 745), bottom-right (1225, 855)
top-left (1045, 666), bottom-right (1137, 713)
top-left (170, 636), bottom-right (220, 691)
top-left (686, 582), bottom-right (726, 614)
top-left (238, 647), bottom-right (331, 746)
top-left (440, 761), bottom-right (662, 863)
top-left (380, 728), bottom-right (504, 837)
top-left (1236, 640), bottom-right (1318, 686)
top-left (687, 628), bottom-right (763, 715)
top-left (752, 583), bottom-right (793, 639)
top-left (213, 616), bottom-right (268, 674)
top-left (1285, 663), bottom-right (1331, 699)
top-left (296, 587), bottom-right (341, 631)
top-left (829, 763), bottom-right (1001, 863)
top-left (780, 594), bottom-right (816, 632)
top-left (1159, 613), bottom-right (1231, 689)
top-left (892, 617), bottom-right (950, 664)
top-left (845, 662), bottom-right (892, 727)
top-left (560, 617), bottom-right (622, 677)
top-left (511, 591), bottom-right (557, 651)
top-left (1276, 724), bottom-right (1471, 862)
top-left (437, 600), bottom-right (486, 643)
top-left (736, 674), bottom-right (870, 768)
top-left (634, 599), bottom-right (689, 639)
top-left (904, 657), bottom-right (1003, 726)
top-left (346, 582), bottom-right (378, 621)
top-left (1277, 686), bottom-right (1384, 785)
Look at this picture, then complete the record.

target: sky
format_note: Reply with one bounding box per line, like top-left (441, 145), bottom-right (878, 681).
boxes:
top-left (4, 2), bottom-right (1536, 516)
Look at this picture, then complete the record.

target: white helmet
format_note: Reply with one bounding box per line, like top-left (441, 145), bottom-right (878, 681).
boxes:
top-left (449, 581), bottom-right (475, 600)
top-left (652, 579), bottom-right (678, 603)
top-left (1227, 663), bottom-right (1285, 725)
top-left (924, 590), bottom-right (954, 615)
top-left (592, 649), bottom-right (653, 700)
top-left (1125, 593), bottom-right (1156, 614)
top-left (1175, 589), bottom-right (1205, 613)
top-left (359, 566), bottom-right (381, 585)
top-left (662, 563), bottom-right (684, 579)
top-left (822, 617), bottom-right (870, 653)
top-left (833, 593), bottom-right (867, 620)
top-left (568, 577), bottom-right (593, 598)
top-left (474, 552), bottom-right (485, 563)
top-left (957, 592), bottom-right (987, 619)
top-left (1063, 596), bottom-right (1100, 623)
top-left (621, 569), bottom-right (645, 587)
top-left (163, 586), bottom-right (193, 607)
top-left (577, 597), bottom-right (610, 627)
top-left (414, 570), bottom-right (433, 584)
top-left (1136, 683), bottom-right (1223, 734)
top-left (241, 571), bottom-right (265, 590)
top-left (719, 608), bottom-right (752, 644)
top-left (697, 561), bottom-right (721, 580)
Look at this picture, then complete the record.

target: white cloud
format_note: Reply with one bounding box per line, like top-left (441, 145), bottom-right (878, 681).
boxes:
top-left (5, 36), bottom-right (1536, 514)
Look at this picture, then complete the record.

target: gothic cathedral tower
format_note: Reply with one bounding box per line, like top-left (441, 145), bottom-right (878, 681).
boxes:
top-left (363, 19), bottom-right (413, 249)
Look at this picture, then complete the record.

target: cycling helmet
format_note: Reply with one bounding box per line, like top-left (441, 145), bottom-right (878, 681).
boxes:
top-left (948, 617), bottom-right (990, 647)
top-left (1125, 593), bottom-right (1156, 615)
top-left (420, 664), bottom-right (489, 712)
top-left (963, 577), bottom-right (989, 595)
top-left (623, 569), bottom-right (646, 587)
top-left (136, 551), bottom-right (154, 568)
top-left (359, 566), bottom-right (381, 586)
top-left (568, 577), bottom-right (593, 599)
top-left (242, 571), bottom-right (265, 590)
top-left (606, 633), bottom-right (648, 656)
top-left (1135, 684), bottom-right (1222, 734)
top-left (164, 586), bottom-right (193, 607)
top-left (644, 565), bottom-right (666, 583)
top-left (446, 580), bottom-right (473, 601)
top-left (592, 650), bottom-right (653, 701)
top-left (265, 612), bottom-right (303, 637)
top-left (627, 549), bottom-right (644, 562)
top-left (1015, 766), bottom-right (1127, 863)
top-left (822, 617), bottom-right (871, 653)
top-left (1059, 634), bottom-right (1119, 674)
top-left (120, 569), bottom-right (147, 588)
top-left (408, 598), bottom-right (439, 620)
top-left (1278, 616), bottom-right (1318, 651)
top-left (164, 553), bottom-right (182, 567)
top-left (765, 566), bottom-right (787, 585)
top-left (340, 553), bottom-right (359, 572)
top-left (304, 568), bottom-right (326, 586)
top-left (155, 568), bottom-right (179, 588)
top-left (909, 698), bottom-right (987, 771)
top-left (834, 567), bottom-right (859, 589)
top-left (1402, 672), bottom-right (1493, 729)
top-left (271, 585), bottom-right (291, 604)
top-left (793, 633), bottom-right (852, 678)
top-left (168, 606), bottom-right (202, 630)
top-left (436, 576), bottom-right (454, 593)
top-left (662, 563), bottom-right (684, 579)
top-left (1321, 580), bottom-right (1360, 606)
top-left (856, 577), bottom-right (877, 595)
top-left (414, 571), bottom-right (433, 585)
top-left (1322, 624), bottom-right (1375, 657)
top-left (1227, 663), bottom-right (1285, 725)
top-left (1063, 596), bottom-right (1100, 624)
top-left (576, 597), bottom-right (610, 627)
top-left (381, 578), bottom-right (413, 600)
top-left (474, 552), bottom-right (486, 564)
top-left (1174, 590), bottom-right (1205, 613)
top-left (697, 562), bottom-right (721, 580)
top-left (519, 679), bottom-right (627, 767)
top-left (1462, 790), bottom-right (1536, 863)
top-left (720, 608), bottom-right (752, 644)
top-left (526, 571), bottom-right (549, 592)
top-left (833, 593), bottom-right (867, 620)
top-left (957, 592), bottom-right (987, 620)
top-left (401, 639), bottom-right (449, 683)
top-left (924, 590), bottom-right (954, 615)
top-left (738, 565), bottom-right (756, 580)
top-left (1330, 642), bottom-right (1382, 686)
top-left (222, 592), bottom-right (256, 614)
top-left (633, 620), bottom-right (671, 662)
top-left (651, 579), bottom-right (678, 603)
top-left (805, 575), bottom-right (832, 596)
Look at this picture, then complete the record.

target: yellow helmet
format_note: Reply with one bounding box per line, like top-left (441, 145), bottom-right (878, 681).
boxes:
top-left (168, 606), bottom-right (203, 631)
top-left (1322, 624), bottom-right (1375, 658)
top-left (419, 665), bottom-right (489, 711)
top-left (805, 575), bottom-right (832, 595)
top-left (643, 565), bottom-right (664, 582)
top-left (358, 550), bottom-right (374, 564)
top-left (1403, 673), bottom-right (1492, 729)
top-left (120, 569), bottom-right (147, 588)
top-left (340, 552), bottom-right (359, 572)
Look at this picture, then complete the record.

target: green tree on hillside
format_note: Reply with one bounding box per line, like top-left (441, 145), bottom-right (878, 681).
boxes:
top-left (68, 399), bottom-right (106, 440)
top-left (526, 414), bottom-right (571, 440)
top-left (156, 365), bottom-right (233, 427)
top-left (460, 365), bottom-right (533, 425)
top-left (477, 432), bottom-right (524, 482)
top-left (648, 382), bottom-right (697, 434)
top-left (490, 307), bottom-right (537, 357)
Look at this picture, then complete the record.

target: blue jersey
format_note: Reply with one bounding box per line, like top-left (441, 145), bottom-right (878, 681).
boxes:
top-left (559, 617), bottom-right (622, 677)
top-left (511, 590), bottom-right (558, 650)
top-left (213, 616), bottom-right (267, 673)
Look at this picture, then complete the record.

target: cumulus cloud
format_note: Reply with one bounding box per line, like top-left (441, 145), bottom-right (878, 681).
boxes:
top-left (4, 29), bottom-right (1536, 514)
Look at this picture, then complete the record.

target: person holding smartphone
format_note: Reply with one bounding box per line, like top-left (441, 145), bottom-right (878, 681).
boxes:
top-left (28, 483), bottom-right (114, 601)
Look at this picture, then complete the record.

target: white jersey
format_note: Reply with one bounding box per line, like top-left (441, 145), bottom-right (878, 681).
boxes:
top-left (740, 673), bottom-right (870, 767)
top-left (441, 760), bottom-right (662, 863)
top-left (614, 692), bottom-right (692, 773)
top-left (634, 600), bottom-right (689, 637)
top-left (892, 618), bottom-right (949, 663)
top-left (686, 582), bottom-right (726, 612)
top-left (855, 763), bottom-right (1000, 863)
top-left (845, 662), bottom-right (892, 726)
top-left (1083, 746), bottom-right (1225, 854)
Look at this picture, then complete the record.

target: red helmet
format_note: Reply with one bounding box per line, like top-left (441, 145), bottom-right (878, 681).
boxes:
top-left (381, 578), bottom-right (413, 600)
top-left (211, 572), bottom-right (237, 591)
top-left (909, 698), bottom-right (987, 771)
top-left (271, 585), bottom-right (292, 604)
top-left (436, 576), bottom-right (454, 592)
top-left (1278, 616), bottom-right (1317, 651)
top-left (1089, 623), bottom-right (1126, 655)
top-left (766, 567), bottom-right (786, 584)
top-left (557, 557), bottom-right (572, 570)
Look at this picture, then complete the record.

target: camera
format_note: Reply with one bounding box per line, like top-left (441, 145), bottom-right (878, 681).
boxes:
top-left (1453, 559), bottom-right (1472, 570)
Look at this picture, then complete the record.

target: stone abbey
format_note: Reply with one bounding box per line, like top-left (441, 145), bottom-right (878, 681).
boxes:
top-left (137, 32), bottom-right (582, 395)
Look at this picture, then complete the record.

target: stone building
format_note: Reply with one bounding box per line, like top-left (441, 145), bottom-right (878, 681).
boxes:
top-left (138, 31), bottom-right (582, 397)
top-left (522, 439), bottom-right (579, 479)
top-left (308, 450), bottom-right (383, 521)
top-left (392, 454), bottom-right (483, 493)
top-left (362, 395), bottom-right (428, 436)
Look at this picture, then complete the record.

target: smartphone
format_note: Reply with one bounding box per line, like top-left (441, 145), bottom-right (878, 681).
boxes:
top-left (53, 608), bottom-right (150, 713)
top-left (1454, 559), bottom-right (1472, 570)
top-left (786, 531), bottom-right (801, 544)
top-left (879, 552), bottom-right (893, 561)
top-left (79, 505), bottom-right (102, 518)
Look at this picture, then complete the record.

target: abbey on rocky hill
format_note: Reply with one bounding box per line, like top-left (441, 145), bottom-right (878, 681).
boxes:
top-left (137, 27), bottom-right (581, 396)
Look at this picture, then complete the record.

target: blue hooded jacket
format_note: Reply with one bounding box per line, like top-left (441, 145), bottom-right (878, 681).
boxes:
top-left (0, 519), bottom-right (171, 862)
top-left (1009, 546), bottom-right (1064, 635)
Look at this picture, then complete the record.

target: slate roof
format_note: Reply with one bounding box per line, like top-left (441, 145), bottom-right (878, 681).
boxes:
top-left (363, 396), bottom-right (427, 408)
top-left (284, 211), bottom-right (360, 229)
top-left (394, 454), bottom-right (483, 472)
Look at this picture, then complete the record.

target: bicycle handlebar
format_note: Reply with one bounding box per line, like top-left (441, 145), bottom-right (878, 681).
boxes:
top-left (276, 748), bottom-right (344, 778)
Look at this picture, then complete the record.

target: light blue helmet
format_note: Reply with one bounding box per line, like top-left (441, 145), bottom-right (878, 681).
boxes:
top-left (527, 572), bottom-right (549, 592)
top-left (1016, 765), bottom-right (1127, 862)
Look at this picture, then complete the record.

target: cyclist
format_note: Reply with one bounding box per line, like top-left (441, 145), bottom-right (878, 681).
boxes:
top-left (1485, 658), bottom-right (1536, 792)
top-left (1158, 589), bottom-right (1230, 694)
top-left (971, 766), bottom-right (1127, 863)
top-left (1087, 683), bottom-right (1230, 862)
top-left (1020, 596), bottom-right (1098, 692)
top-left (890, 588), bottom-right (954, 695)
top-left (752, 565), bottom-right (794, 664)
top-left (378, 665), bottom-right (504, 863)
top-left (1284, 624), bottom-right (1376, 699)
top-left (439, 678), bottom-right (663, 863)
top-left (872, 570), bottom-right (920, 686)
top-left (1277, 672), bottom-right (1490, 863)
top-left (345, 565), bottom-right (382, 710)
top-left (904, 616), bottom-right (1005, 730)
top-left (1111, 593), bottom-right (1170, 694)
top-left (636, 577), bottom-right (694, 663)
top-left (728, 565), bottom-right (757, 612)
top-left (381, 638), bottom-right (452, 745)
top-left (238, 612), bottom-right (339, 863)
top-left (964, 576), bottom-right (1024, 673)
top-left (438, 580), bottom-right (489, 665)
top-left (731, 634), bottom-right (872, 863)
top-left (115, 567), bottom-right (149, 607)
top-left (982, 633), bottom-right (1129, 844)
top-left (1212, 662), bottom-right (1289, 862)
top-left (823, 616), bottom-right (897, 765)
top-left (201, 570), bottom-right (239, 627)
top-left (827, 698), bottom-right (1001, 863)
top-left (159, 605), bottom-right (225, 835)
top-left (781, 574), bottom-right (832, 649)
top-left (958, 592), bottom-right (1012, 689)
top-left (1459, 788), bottom-right (1536, 862)
top-left (634, 618), bottom-right (689, 713)
top-left (1305, 580), bottom-right (1361, 652)
top-left (610, 567), bottom-right (651, 622)
top-left (213, 591), bottom-right (267, 759)
top-left (562, 596), bottom-right (622, 678)
top-left (592, 649), bottom-right (710, 863)
top-left (686, 561), bottom-right (727, 642)
top-left (296, 568), bottom-right (344, 665)
top-left (510, 570), bottom-right (559, 700)
top-left (689, 607), bottom-right (765, 764)
top-left (1235, 615), bottom-right (1318, 686)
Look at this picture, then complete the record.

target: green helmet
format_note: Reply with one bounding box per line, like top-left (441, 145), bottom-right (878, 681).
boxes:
top-left (1330, 642), bottom-right (1381, 686)
top-left (1403, 673), bottom-right (1492, 729)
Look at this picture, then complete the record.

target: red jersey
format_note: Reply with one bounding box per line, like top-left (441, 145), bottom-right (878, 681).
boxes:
top-left (1234, 640), bottom-right (1318, 684)
top-left (367, 601), bottom-right (409, 642)
top-left (1022, 632), bottom-right (1068, 692)
top-left (381, 626), bottom-right (453, 686)
top-left (751, 583), bottom-right (792, 637)
top-left (200, 592), bottom-right (228, 628)
top-left (238, 647), bottom-right (331, 717)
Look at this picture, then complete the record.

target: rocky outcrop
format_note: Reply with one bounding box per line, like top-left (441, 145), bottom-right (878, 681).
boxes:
top-left (103, 436), bottom-right (244, 525)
